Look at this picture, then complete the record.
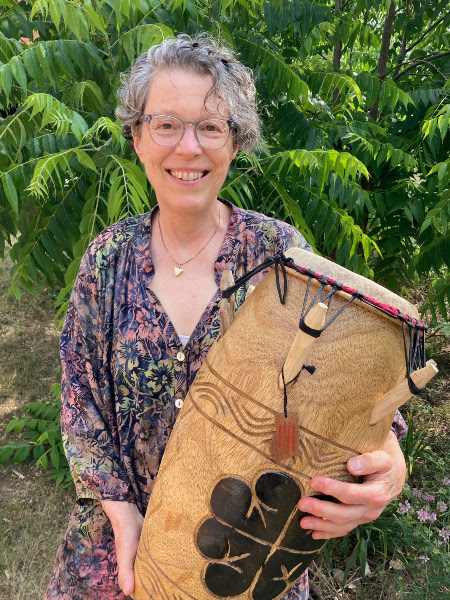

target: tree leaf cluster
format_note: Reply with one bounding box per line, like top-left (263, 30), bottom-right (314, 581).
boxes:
top-left (0, 0), bottom-right (448, 323)
top-left (0, 383), bottom-right (72, 485)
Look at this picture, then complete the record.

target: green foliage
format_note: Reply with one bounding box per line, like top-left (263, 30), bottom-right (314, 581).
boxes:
top-left (401, 412), bottom-right (434, 477)
top-left (0, 0), bottom-right (449, 322)
top-left (0, 383), bottom-right (72, 486)
top-left (320, 414), bottom-right (449, 595)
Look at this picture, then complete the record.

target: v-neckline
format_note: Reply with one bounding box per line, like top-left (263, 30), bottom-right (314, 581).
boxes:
top-left (142, 199), bottom-right (239, 347)
top-left (145, 286), bottom-right (221, 348)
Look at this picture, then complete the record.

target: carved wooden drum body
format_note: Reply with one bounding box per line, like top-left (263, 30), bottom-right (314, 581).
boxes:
top-left (134, 248), bottom-right (436, 600)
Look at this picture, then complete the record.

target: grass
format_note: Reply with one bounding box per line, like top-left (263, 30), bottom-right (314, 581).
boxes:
top-left (0, 255), bottom-right (75, 600)
top-left (0, 464), bottom-right (75, 600)
top-left (0, 254), bottom-right (61, 436)
top-left (0, 253), bottom-right (448, 600)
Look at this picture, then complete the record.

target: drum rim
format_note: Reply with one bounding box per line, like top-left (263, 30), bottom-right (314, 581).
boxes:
top-left (285, 248), bottom-right (423, 328)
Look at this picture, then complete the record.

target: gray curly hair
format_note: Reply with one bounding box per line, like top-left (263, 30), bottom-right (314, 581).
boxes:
top-left (116, 34), bottom-right (262, 153)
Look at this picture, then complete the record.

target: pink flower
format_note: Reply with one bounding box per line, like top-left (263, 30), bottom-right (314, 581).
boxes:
top-left (419, 555), bottom-right (429, 563)
top-left (398, 500), bottom-right (411, 514)
top-left (442, 477), bottom-right (450, 486)
top-left (417, 508), bottom-right (429, 522)
top-left (428, 512), bottom-right (437, 522)
top-left (439, 527), bottom-right (450, 542)
top-left (411, 488), bottom-right (422, 498)
top-left (437, 501), bottom-right (447, 513)
top-left (423, 493), bottom-right (435, 502)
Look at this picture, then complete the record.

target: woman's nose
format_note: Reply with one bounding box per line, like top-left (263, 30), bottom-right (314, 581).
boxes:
top-left (175, 124), bottom-right (202, 155)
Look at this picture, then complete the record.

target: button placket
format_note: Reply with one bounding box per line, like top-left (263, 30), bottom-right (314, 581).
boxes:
top-left (174, 346), bottom-right (188, 411)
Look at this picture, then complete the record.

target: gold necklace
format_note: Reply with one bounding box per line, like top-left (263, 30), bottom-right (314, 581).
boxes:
top-left (158, 202), bottom-right (221, 277)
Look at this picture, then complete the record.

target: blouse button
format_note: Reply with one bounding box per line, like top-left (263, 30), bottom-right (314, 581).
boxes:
top-left (176, 351), bottom-right (186, 362)
top-left (175, 397), bottom-right (184, 409)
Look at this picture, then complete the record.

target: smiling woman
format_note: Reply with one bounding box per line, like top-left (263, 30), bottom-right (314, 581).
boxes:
top-left (44, 34), bottom-right (407, 600)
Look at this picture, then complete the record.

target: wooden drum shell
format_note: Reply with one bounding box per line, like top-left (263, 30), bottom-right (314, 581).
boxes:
top-left (134, 249), bottom-right (418, 600)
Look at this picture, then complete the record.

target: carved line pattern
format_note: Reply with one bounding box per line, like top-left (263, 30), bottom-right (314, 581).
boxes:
top-left (298, 437), bottom-right (347, 472)
top-left (138, 541), bottom-right (198, 600)
top-left (194, 381), bottom-right (274, 436)
top-left (203, 358), bottom-right (279, 416)
top-left (190, 397), bottom-right (310, 484)
top-left (203, 358), bottom-right (360, 456)
top-left (194, 384), bottom-right (225, 418)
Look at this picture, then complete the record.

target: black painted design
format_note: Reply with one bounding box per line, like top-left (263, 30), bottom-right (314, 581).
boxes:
top-left (197, 473), bottom-right (330, 599)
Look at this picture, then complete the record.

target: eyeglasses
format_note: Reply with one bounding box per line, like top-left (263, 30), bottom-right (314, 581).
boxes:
top-left (138, 114), bottom-right (236, 150)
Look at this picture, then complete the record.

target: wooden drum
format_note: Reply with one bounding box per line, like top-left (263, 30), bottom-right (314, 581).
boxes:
top-left (134, 247), bottom-right (437, 600)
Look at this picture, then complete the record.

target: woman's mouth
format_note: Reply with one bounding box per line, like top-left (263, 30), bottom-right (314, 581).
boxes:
top-left (168, 170), bottom-right (208, 181)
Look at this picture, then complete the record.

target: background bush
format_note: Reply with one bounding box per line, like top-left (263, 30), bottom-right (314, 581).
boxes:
top-left (0, 0), bottom-right (449, 323)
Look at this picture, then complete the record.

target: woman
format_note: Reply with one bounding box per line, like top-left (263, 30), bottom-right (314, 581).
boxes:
top-left (46, 35), bottom-right (407, 600)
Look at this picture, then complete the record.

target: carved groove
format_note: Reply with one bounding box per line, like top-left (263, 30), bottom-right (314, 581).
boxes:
top-left (190, 397), bottom-right (311, 483)
top-left (194, 381), bottom-right (274, 434)
top-left (139, 542), bottom-right (198, 600)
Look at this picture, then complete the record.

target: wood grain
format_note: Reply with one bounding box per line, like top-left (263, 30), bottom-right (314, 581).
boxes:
top-left (134, 247), bottom-right (433, 600)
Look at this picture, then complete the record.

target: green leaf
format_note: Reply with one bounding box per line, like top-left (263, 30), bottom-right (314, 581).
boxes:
top-left (13, 445), bottom-right (31, 463)
top-left (2, 173), bottom-right (19, 215)
top-left (50, 446), bottom-right (60, 469)
top-left (82, 3), bottom-right (107, 34)
top-left (9, 55), bottom-right (27, 91)
top-left (74, 150), bottom-right (96, 172)
top-left (37, 452), bottom-right (48, 470)
top-left (0, 63), bottom-right (12, 103)
top-left (23, 47), bottom-right (46, 90)
top-left (0, 445), bottom-right (15, 464)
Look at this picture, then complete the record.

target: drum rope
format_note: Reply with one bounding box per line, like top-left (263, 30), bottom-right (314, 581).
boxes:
top-left (222, 252), bottom-right (428, 399)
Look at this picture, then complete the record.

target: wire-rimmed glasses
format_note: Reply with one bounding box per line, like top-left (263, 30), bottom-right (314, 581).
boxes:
top-left (139, 114), bottom-right (236, 150)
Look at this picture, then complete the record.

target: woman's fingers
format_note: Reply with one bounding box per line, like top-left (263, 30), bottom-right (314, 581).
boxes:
top-left (308, 475), bottom-right (389, 508)
top-left (101, 501), bottom-right (144, 598)
top-left (298, 496), bottom-right (384, 539)
top-left (297, 442), bottom-right (406, 540)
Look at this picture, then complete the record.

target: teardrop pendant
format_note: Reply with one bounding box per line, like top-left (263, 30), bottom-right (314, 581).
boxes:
top-left (174, 267), bottom-right (184, 277)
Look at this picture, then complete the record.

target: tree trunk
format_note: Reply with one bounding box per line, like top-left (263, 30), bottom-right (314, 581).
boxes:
top-left (370, 1), bottom-right (396, 120)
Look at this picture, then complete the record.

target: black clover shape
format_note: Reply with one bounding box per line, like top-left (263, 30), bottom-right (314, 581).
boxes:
top-left (196, 472), bottom-right (328, 599)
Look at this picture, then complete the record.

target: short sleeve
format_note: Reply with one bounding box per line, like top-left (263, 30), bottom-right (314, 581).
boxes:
top-left (276, 224), bottom-right (313, 255)
top-left (60, 252), bottom-right (135, 503)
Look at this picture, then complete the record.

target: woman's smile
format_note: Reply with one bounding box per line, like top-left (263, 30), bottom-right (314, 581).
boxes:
top-left (167, 169), bottom-right (209, 182)
top-left (133, 68), bottom-right (237, 215)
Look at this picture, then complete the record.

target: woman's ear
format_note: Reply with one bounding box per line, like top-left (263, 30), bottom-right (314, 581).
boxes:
top-left (231, 145), bottom-right (238, 160)
top-left (132, 129), bottom-right (143, 161)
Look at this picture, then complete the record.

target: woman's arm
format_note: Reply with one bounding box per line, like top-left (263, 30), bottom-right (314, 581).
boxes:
top-left (297, 431), bottom-right (407, 539)
top-left (101, 500), bottom-right (144, 597)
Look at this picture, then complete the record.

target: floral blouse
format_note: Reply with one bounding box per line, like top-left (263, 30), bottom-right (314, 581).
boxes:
top-left (45, 199), bottom-right (406, 600)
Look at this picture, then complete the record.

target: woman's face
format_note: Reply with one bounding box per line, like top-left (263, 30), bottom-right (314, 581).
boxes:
top-left (133, 68), bottom-right (238, 216)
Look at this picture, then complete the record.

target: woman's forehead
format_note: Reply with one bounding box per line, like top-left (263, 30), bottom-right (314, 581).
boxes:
top-left (145, 68), bottom-right (226, 117)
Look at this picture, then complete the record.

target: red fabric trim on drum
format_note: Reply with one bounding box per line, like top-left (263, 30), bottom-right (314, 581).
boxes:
top-left (290, 263), bottom-right (426, 329)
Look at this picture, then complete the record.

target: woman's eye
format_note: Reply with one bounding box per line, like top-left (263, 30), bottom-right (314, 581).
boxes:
top-left (200, 121), bottom-right (224, 134)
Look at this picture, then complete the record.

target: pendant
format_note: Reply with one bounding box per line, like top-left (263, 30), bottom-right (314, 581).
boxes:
top-left (174, 267), bottom-right (184, 277)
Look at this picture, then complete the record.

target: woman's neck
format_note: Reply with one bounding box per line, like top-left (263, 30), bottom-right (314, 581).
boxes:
top-left (156, 200), bottom-right (222, 252)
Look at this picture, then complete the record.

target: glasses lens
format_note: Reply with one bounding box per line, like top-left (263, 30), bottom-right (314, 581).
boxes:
top-left (149, 115), bottom-right (183, 146)
top-left (196, 119), bottom-right (230, 149)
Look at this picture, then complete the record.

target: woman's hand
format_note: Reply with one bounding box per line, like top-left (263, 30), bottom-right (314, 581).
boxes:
top-left (101, 500), bottom-right (144, 598)
top-left (297, 431), bottom-right (407, 540)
